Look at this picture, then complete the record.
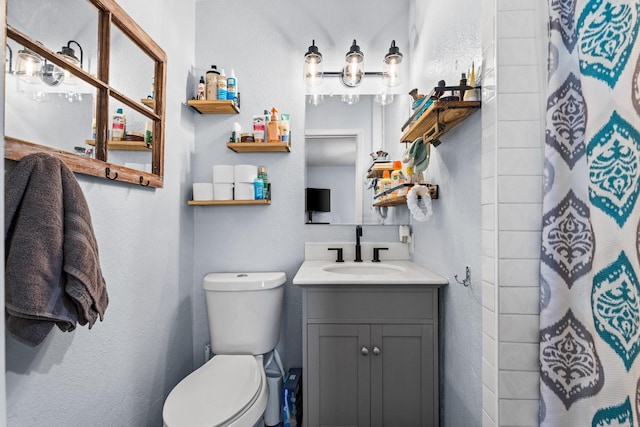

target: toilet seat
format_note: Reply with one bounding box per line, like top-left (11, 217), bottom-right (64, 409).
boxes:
top-left (163, 355), bottom-right (267, 427)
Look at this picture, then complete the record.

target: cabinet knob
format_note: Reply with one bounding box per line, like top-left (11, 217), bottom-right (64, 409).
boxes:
top-left (372, 346), bottom-right (381, 356)
top-left (360, 346), bottom-right (369, 356)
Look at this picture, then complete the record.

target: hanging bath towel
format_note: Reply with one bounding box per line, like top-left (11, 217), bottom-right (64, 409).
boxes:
top-left (540, 0), bottom-right (640, 425)
top-left (5, 153), bottom-right (108, 347)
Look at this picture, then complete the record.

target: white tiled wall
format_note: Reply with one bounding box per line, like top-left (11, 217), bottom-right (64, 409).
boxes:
top-left (482, 0), bottom-right (547, 426)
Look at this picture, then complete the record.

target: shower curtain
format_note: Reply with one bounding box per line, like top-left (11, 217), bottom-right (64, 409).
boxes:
top-left (540, 0), bottom-right (640, 425)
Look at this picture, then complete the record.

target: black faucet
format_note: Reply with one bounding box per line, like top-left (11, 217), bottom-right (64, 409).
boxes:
top-left (354, 225), bottom-right (363, 262)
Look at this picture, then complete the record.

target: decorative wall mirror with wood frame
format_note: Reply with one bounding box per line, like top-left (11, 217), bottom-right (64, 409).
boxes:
top-left (4, 0), bottom-right (166, 188)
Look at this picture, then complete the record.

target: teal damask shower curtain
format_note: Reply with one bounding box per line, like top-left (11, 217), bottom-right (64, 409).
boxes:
top-left (540, 0), bottom-right (640, 425)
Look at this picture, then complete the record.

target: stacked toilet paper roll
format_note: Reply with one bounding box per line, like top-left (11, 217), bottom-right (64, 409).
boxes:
top-left (212, 165), bottom-right (234, 200)
top-left (192, 183), bottom-right (214, 201)
top-left (234, 164), bottom-right (257, 200)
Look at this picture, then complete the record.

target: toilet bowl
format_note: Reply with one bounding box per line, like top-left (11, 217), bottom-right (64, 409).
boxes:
top-left (162, 272), bottom-right (286, 427)
top-left (163, 355), bottom-right (267, 427)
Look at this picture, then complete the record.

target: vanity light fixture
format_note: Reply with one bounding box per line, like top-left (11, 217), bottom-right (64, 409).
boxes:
top-left (303, 39), bottom-right (403, 89)
top-left (15, 47), bottom-right (42, 84)
top-left (303, 40), bottom-right (323, 86)
top-left (341, 39), bottom-right (364, 87)
top-left (341, 93), bottom-right (359, 105)
top-left (382, 40), bottom-right (402, 87)
top-left (306, 93), bottom-right (324, 106)
top-left (58, 40), bottom-right (83, 85)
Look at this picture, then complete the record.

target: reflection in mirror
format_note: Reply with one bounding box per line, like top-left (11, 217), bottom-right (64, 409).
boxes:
top-left (305, 95), bottom-right (410, 225)
top-left (103, 97), bottom-right (153, 171)
top-left (110, 23), bottom-right (155, 105)
top-left (6, 48), bottom-right (96, 157)
top-left (5, 0), bottom-right (167, 187)
top-left (7, 0), bottom-right (98, 78)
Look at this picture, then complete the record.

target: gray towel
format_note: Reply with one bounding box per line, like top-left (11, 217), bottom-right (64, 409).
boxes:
top-left (5, 153), bottom-right (108, 346)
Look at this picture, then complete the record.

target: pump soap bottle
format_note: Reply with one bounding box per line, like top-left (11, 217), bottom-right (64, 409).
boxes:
top-left (268, 107), bottom-right (281, 142)
top-left (205, 65), bottom-right (220, 101)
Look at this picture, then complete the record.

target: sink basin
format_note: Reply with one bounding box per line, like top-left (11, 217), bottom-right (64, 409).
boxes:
top-left (322, 263), bottom-right (405, 275)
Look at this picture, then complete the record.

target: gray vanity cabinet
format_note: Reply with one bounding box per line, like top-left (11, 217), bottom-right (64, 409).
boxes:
top-left (302, 285), bottom-right (440, 427)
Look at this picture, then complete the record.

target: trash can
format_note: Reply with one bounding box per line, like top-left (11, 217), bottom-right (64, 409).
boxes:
top-left (263, 350), bottom-right (284, 426)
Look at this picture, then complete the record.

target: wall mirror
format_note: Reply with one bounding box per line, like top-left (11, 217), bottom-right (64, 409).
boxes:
top-left (305, 95), bottom-right (410, 225)
top-left (4, 0), bottom-right (166, 187)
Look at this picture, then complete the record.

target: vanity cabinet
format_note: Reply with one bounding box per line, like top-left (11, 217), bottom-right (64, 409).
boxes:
top-left (302, 285), bottom-right (440, 427)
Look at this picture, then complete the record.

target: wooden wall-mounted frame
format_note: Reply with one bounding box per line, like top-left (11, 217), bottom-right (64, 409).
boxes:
top-left (4, 0), bottom-right (167, 188)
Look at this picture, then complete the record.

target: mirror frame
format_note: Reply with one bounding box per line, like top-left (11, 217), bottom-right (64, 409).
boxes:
top-left (4, 0), bottom-right (167, 188)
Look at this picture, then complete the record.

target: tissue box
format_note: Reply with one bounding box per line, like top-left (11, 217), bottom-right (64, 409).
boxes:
top-left (282, 368), bottom-right (302, 427)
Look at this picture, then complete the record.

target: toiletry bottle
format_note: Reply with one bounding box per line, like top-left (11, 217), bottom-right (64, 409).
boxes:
top-left (150, 74), bottom-right (155, 99)
top-left (258, 165), bottom-right (269, 199)
top-left (227, 69), bottom-right (237, 102)
top-left (280, 113), bottom-right (290, 143)
top-left (264, 109), bottom-right (271, 142)
top-left (268, 107), bottom-right (281, 142)
top-left (197, 76), bottom-right (205, 100)
top-left (111, 108), bottom-right (126, 140)
top-left (205, 65), bottom-right (220, 100)
top-left (391, 160), bottom-right (406, 187)
top-left (217, 68), bottom-right (227, 100)
top-left (253, 115), bottom-right (265, 142)
top-left (391, 160), bottom-right (407, 197)
top-left (254, 177), bottom-right (264, 200)
top-left (463, 62), bottom-right (478, 101)
top-left (379, 170), bottom-right (392, 200)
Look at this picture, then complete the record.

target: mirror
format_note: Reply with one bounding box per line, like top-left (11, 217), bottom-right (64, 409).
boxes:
top-left (305, 95), bottom-right (410, 225)
top-left (4, 0), bottom-right (166, 188)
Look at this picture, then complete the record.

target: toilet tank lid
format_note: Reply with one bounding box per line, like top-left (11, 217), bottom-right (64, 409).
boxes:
top-left (203, 272), bottom-right (287, 291)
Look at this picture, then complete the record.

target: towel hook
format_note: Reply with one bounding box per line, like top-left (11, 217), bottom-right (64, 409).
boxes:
top-left (454, 266), bottom-right (471, 287)
top-left (139, 176), bottom-right (150, 186)
top-left (105, 167), bottom-right (118, 180)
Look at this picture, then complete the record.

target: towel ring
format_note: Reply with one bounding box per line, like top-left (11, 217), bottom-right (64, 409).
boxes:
top-left (407, 185), bottom-right (433, 222)
top-left (105, 167), bottom-right (118, 180)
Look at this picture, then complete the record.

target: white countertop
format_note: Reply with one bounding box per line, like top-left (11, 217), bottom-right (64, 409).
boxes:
top-left (293, 259), bottom-right (449, 286)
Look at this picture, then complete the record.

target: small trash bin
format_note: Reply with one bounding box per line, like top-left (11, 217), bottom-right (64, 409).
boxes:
top-left (263, 349), bottom-right (284, 426)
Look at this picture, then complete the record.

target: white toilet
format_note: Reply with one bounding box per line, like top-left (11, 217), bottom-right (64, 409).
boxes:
top-left (163, 271), bottom-right (286, 427)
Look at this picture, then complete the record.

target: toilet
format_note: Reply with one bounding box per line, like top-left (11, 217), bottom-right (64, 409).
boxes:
top-left (163, 271), bottom-right (286, 427)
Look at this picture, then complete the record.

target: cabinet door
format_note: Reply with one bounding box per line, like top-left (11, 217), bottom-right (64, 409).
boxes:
top-left (308, 324), bottom-right (371, 427)
top-left (370, 324), bottom-right (437, 427)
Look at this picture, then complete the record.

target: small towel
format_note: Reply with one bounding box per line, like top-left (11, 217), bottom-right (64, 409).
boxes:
top-left (5, 153), bottom-right (108, 346)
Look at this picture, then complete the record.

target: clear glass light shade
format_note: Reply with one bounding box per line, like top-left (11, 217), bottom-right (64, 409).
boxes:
top-left (15, 49), bottom-right (42, 84)
top-left (304, 40), bottom-right (323, 86)
top-left (374, 93), bottom-right (394, 105)
top-left (341, 40), bottom-right (364, 88)
top-left (382, 40), bottom-right (403, 87)
top-left (304, 55), bottom-right (322, 86)
top-left (306, 94), bottom-right (324, 106)
top-left (59, 48), bottom-right (81, 85)
top-left (41, 61), bottom-right (64, 86)
top-left (341, 93), bottom-right (359, 105)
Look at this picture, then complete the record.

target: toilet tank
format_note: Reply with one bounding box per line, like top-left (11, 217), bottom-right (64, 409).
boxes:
top-left (203, 272), bottom-right (286, 355)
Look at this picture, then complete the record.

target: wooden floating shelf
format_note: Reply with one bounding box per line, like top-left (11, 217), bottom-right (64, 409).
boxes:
top-left (374, 195), bottom-right (408, 207)
top-left (367, 162), bottom-right (395, 179)
top-left (226, 141), bottom-right (290, 153)
top-left (187, 99), bottom-right (240, 114)
top-left (400, 100), bottom-right (481, 145)
top-left (85, 139), bottom-right (151, 151)
top-left (373, 184), bottom-right (439, 207)
top-left (141, 98), bottom-right (154, 108)
top-left (188, 199), bottom-right (271, 206)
